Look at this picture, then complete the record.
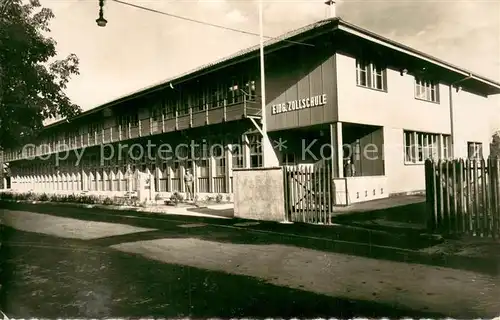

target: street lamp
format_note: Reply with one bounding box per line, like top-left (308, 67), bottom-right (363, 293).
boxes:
top-left (96, 0), bottom-right (107, 27)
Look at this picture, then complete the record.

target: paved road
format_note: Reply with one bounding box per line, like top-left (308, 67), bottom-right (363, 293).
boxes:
top-left (0, 204), bottom-right (499, 318)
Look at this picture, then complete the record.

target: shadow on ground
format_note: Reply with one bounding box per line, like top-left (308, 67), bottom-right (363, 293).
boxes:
top-left (332, 198), bottom-right (428, 232)
top-left (0, 201), bottom-right (498, 277)
top-left (0, 226), bottom-right (447, 318)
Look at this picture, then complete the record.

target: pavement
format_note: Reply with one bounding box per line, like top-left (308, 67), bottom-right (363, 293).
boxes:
top-left (0, 201), bottom-right (499, 318)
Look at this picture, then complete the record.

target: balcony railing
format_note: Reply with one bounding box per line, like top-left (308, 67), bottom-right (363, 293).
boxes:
top-left (8, 96), bottom-right (261, 162)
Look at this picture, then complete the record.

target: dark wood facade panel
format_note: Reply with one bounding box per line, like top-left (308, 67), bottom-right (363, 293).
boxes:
top-left (208, 108), bottom-right (224, 125)
top-left (226, 104), bottom-right (245, 121)
top-left (192, 112), bottom-right (206, 127)
top-left (266, 50), bottom-right (337, 132)
top-left (343, 124), bottom-right (384, 177)
top-left (140, 119), bottom-right (150, 136)
top-left (178, 116), bottom-right (190, 131)
top-left (165, 119), bottom-right (176, 133)
top-left (151, 122), bottom-right (162, 135)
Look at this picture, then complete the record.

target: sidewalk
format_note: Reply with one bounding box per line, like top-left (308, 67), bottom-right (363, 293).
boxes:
top-left (1, 199), bottom-right (498, 277)
top-left (2, 205), bottom-right (499, 318)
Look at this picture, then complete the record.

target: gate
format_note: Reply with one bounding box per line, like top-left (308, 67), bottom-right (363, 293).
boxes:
top-left (283, 163), bottom-right (334, 224)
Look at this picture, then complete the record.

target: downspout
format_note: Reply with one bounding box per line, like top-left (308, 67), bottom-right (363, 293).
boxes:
top-left (449, 73), bottom-right (472, 158)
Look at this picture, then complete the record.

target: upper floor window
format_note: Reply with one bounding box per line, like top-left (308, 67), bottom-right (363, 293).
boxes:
top-left (228, 82), bottom-right (240, 105)
top-left (356, 59), bottom-right (387, 91)
top-left (245, 80), bottom-right (256, 101)
top-left (118, 114), bottom-right (139, 127)
top-left (467, 142), bottom-right (483, 160)
top-left (415, 79), bottom-right (439, 103)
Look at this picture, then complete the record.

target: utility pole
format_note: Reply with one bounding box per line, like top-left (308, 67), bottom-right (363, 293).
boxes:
top-left (259, 0), bottom-right (266, 133)
top-left (257, 0), bottom-right (278, 167)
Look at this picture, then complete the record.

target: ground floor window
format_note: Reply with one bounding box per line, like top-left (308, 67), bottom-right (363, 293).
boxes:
top-left (467, 142), bottom-right (483, 160)
top-left (232, 137), bottom-right (244, 169)
top-left (404, 130), bottom-right (450, 164)
top-left (248, 134), bottom-right (262, 168)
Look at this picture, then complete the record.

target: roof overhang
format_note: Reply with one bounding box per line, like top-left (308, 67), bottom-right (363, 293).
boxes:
top-left (44, 17), bottom-right (500, 131)
top-left (335, 20), bottom-right (500, 95)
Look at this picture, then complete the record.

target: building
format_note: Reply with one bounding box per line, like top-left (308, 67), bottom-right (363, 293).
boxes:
top-left (2, 13), bottom-right (500, 204)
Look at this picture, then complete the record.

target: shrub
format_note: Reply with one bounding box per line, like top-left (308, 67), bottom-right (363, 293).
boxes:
top-left (215, 194), bottom-right (223, 203)
top-left (102, 197), bottom-right (114, 205)
top-left (170, 192), bottom-right (183, 206)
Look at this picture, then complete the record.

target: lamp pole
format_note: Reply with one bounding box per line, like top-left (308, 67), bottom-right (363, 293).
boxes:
top-left (258, 0), bottom-right (273, 167)
top-left (259, 0), bottom-right (266, 132)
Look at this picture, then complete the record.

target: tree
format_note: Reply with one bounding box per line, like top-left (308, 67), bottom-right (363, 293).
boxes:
top-left (0, 0), bottom-right (81, 150)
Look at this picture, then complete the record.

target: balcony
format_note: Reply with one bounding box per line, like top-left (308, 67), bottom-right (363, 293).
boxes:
top-left (8, 96), bottom-right (262, 162)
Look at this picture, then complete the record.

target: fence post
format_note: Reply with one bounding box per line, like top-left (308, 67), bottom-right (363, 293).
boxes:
top-left (458, 159), bottom-right (465, 233)
top-left (282, 166), bottom-right (290, 223)
top-left (472, 160), bottom-right (479, 236)
top-left (425, 159), bottom-right (436, 231)
top-left (451, 159), bottom-right (458, 234)
top-left (495, 158), bottom-right (500, 238)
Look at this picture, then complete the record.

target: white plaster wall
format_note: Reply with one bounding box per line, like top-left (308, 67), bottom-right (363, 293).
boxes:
top-left (336, 52), bottom-right (500, 194)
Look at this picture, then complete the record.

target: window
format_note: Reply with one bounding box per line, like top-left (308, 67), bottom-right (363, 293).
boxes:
top-left (117, 114), bottom-right (138, 127)
top-left (172, 161), bottom-right (181, 178)
top-left (245, 80), bottom-right (256, 101)
top-left (231, 137), bottom-right (244, 169)
top-left (198, 159), bottom-right (209, 177)
top-left (404, 130), bottom-right (448, 164)
top-left (228, 80), bottom-right (240, 104)
top-left (467, 142), bottom-right (483, 160)
top-left (415, 79), bottom-right (439, 103)
top-left (151, 103), bottom-right (162, 121)
top-left (371, 65), bottom-right (385, 90)
top-left (164, 97), bottom-right (176, 118)
top-left (248, 134), bottom-right (262, 168)
top-left (212, 141), bottom-right (226, 176)
top-left (178, 93), bottom-right (189, 116)
top-left (442, 135), bottom-right (452, 159)
top-left (356, 59), bottom-right (387, 91)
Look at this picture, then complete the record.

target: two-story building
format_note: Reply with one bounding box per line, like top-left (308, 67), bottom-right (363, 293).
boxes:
top-left (2, 15), bottom-right (500, 204)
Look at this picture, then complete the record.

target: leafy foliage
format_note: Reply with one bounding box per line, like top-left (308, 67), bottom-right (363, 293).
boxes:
top-left (0, 0), bottom-right (81, 150)
top-left (490, 131), bottom-right (500, 158)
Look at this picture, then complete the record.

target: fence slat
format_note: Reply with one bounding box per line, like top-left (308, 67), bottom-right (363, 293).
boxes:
top-left (465, 160), bottom-right (472, 234)
top-left (292, 168), bottom-right (301, 221)
top-left (311, 166), bottom-right (316, 224)
top-left (327, 163), bottom-right (332, 225)
top-left (425, 160), bottom-right (436, 231)
top-left (472, 160), bottom-right (479, 236)
top-left (320, 166), bottom-right (325, 224)
top-left (495, 159), bottom-right (500, 238)
top-left (458, 159), bottom-right (465, 233)
top-left (452, 161), bottom-right (458, 234)
top-left (283, 167), bottom-right (289, 222)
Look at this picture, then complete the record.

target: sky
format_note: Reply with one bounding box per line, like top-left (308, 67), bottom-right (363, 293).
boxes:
top-left (39, 0), bottom-right (500, 112)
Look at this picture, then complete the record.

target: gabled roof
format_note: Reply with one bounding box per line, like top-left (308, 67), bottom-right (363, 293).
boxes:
top-left (45, 17), bottom-right (500, 130)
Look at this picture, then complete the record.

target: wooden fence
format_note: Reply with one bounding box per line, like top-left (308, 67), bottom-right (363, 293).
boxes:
top-left (283, 164), bottom-right (334, 224)
top-left (425, 158), bottom-right (500, 238)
